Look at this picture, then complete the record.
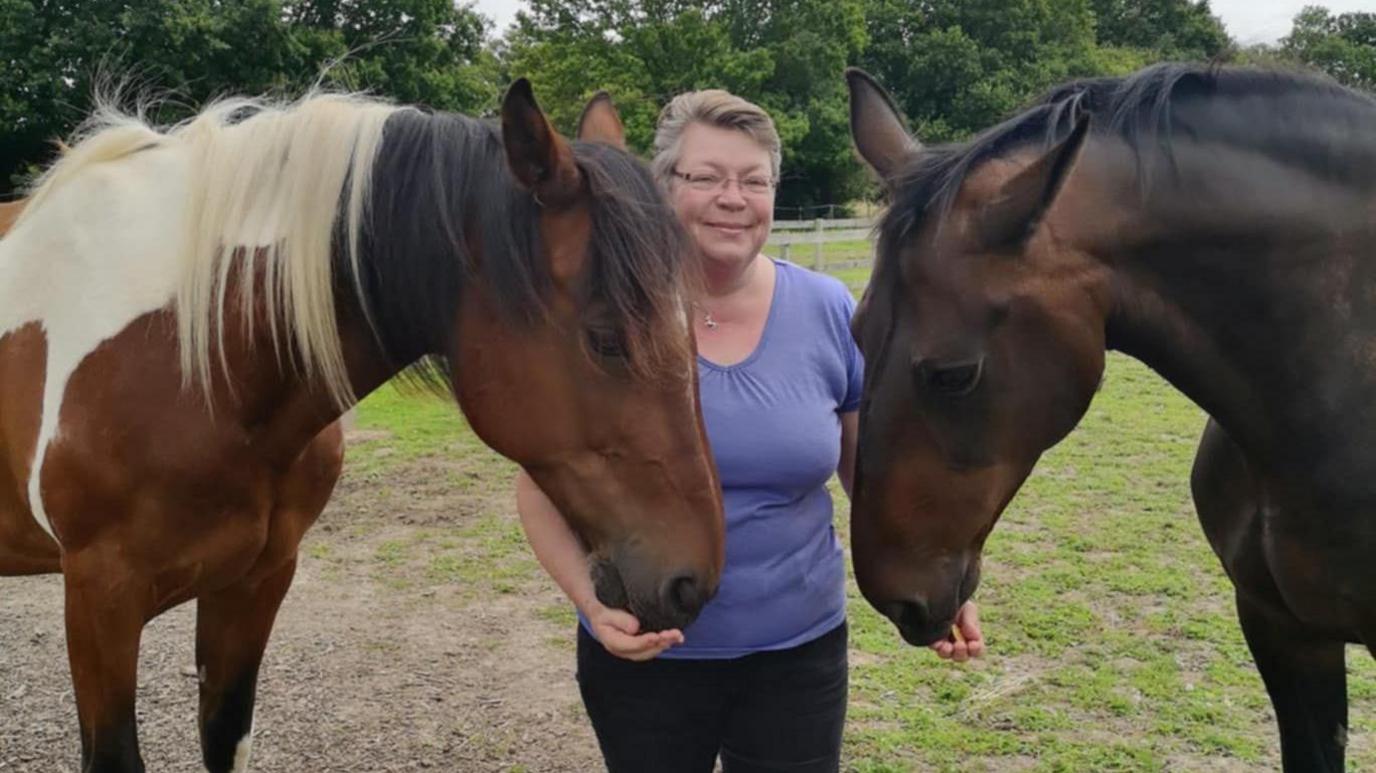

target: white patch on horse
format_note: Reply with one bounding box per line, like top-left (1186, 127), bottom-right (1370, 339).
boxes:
top-left (0, 144), bottom-right (192, 543)
top-left (231, 720), bottom-right (255, 773)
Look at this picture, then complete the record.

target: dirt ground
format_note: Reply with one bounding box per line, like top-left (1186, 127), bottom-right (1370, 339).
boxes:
top-left (0, 433), bottom-right (605, 772)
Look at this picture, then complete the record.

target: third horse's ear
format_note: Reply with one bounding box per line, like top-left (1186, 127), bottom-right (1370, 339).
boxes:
top-left (577, 92), bottom-right (627, 150)
top-left (846, 68), bottom-right (920, 183)
top-left (501, 78), bottom-right (583, 208)
top-left (976, 115), bottom-right (1091, 250)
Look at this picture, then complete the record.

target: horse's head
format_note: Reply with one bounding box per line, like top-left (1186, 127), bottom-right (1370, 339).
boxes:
top-left (451, 83), bottom-right (723, 632)
top-left (845, 70), bottom-right (1111, 645)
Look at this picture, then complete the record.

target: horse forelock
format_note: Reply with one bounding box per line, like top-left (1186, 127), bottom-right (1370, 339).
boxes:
top-left (574, 141), bottom-right (694, 383)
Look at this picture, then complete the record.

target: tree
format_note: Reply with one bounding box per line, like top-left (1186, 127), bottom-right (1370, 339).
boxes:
top-left (1090, 0), bottom-right (1229, 60)
top-left (503, 0), bottom-right (869, 209)
top-left (0, 0), bottom-right (497, 193)
top-left (857, 0), bottom-right (1101, 144)
top-left (1283, 6), bottom-right (1376, 90)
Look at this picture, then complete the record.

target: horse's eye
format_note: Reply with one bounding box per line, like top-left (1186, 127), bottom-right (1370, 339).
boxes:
top-left (587, 328), bottom-right (628, 360)
top-left (915, 359), bottom-right (983, 397)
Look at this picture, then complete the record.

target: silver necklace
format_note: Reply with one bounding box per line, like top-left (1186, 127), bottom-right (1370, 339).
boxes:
top-left (693, 303), bottom-right (718, 330)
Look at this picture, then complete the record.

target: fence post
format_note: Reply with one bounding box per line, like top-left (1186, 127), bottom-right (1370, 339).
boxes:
top-left (780, 242), bottom-right (791, 263)
top-left (812, 218), bottom-right (824, 270)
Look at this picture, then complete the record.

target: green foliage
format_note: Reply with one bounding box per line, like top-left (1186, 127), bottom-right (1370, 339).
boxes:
top-left (1090, 0), bottom-right (1230, 60)
top-left (1282, 6), bottom-right (1376, 90)
top-left (857, 0), bottom-right (1227, 146)
top-left (6, 1), bottom-right (1371, 205)
top-left (502, 0), bottom-right (1236, 206)
top-left (504, 0), bottom-right (869, 208)
top-left (0, 0), bottom-right (498, 192)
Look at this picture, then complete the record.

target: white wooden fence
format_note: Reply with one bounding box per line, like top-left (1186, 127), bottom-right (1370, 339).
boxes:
top-left (766, 217), bottom-right (875, 270)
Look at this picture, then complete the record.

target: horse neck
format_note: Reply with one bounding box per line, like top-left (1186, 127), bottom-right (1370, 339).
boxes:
top-left (1090, 149), bottom-right (1376, 472)
top-left (229, 293), bottom-right (405, 463)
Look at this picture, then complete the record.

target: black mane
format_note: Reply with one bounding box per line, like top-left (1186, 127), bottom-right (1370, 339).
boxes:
top-left (878, 63), bottom-right (1376, 269)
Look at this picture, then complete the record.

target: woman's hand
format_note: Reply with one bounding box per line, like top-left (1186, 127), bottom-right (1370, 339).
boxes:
top-left (587, 602), bottom-right (684, 661)
top-left (930, 601), bottom-right (986, 662)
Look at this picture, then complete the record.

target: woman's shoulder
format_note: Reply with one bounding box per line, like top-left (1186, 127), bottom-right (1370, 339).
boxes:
top-left (773, 259), bottom-right (855, 311)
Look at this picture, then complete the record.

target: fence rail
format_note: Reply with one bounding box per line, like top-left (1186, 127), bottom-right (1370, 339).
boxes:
top-left (764, 217), bottom-right (875, 271)
top-left (771, 217), bottom-right (873, 231)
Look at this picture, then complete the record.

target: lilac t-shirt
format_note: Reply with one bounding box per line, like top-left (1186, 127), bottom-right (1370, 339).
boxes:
top-left (584, 259), bottom-right (864, 659)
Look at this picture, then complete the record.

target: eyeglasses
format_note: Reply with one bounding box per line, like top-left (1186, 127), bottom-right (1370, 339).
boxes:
top-left (671, 168), bottom-right (776, 196)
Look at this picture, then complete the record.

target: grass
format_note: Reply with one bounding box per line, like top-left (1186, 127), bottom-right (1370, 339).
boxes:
top-left (764, 239), bottom-right (874, 294)
top-left (346, 262), bottom-right (1376, 771)
top-left (347, 383), bottom-right (510, 480)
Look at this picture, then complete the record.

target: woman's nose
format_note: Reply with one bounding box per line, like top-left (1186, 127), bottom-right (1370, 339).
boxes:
top-left (713, 186), bottom-right (747, 209)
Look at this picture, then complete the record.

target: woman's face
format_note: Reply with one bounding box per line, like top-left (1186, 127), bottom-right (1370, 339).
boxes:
top-left (668, 123), bottom-right (775, 270)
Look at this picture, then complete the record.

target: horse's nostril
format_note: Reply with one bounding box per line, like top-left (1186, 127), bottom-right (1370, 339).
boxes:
top-left (664, 573), bottom-right (706, 617)
top-left (879, 599), bottom-right (930, 635)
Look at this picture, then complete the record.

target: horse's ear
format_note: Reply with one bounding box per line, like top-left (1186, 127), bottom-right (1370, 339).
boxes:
top-left (977, 114), bottom-right (1091, 250)
top-left (577, 91), bottom-right (627, 150)
top-left (846, 68), bottom-right (919, 183)
top-left (501, 78), bottom-right (582, 207)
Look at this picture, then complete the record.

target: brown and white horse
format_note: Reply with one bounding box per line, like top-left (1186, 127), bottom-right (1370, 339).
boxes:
top-left (0, 198), bottom-right (25, 234)
top-left (0, 82), bottom-right (724, 772)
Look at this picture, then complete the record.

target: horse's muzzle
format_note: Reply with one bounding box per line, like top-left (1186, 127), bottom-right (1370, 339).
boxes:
top-left (590, 556), bottom-right (712, 633)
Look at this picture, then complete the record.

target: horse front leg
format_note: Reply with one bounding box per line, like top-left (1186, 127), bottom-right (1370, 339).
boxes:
top-left (198, 420), bottom-right (342, 772)
top-left (195, 557), bottom-right (298, 773)
top-left (62, 557), bottom-right (152, 773)
top-left (1191, 420), bottom-right (1347, 771)
top-left (1237, 595), bottom-right (1347, 772)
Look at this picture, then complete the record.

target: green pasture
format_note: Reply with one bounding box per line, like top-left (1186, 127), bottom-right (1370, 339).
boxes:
top-left (344, 264), bottom-right (1376, 772)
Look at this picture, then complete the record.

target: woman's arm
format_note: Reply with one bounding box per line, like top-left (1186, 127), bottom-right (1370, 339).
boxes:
top-left (837, 411), bottom-right (858, 499)
top-left (515, 471), bottom-right (683, 661)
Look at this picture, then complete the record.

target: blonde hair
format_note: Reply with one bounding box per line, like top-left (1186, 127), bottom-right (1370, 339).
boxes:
top-left (25, 93), bottom-right (401, 409)
top-left (651, 90), bottom-right (781, 188)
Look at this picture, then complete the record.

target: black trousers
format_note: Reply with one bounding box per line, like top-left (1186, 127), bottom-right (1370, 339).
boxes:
top-left (576, 623), bottom-right (848, 773)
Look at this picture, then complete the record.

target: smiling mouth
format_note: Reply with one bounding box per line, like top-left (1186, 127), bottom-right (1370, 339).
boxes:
top-left (705, 223), bottom-right (750, 232)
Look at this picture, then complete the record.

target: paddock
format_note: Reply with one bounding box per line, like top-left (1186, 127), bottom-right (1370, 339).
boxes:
top-left (6, 348), bottom-right (1374, 771)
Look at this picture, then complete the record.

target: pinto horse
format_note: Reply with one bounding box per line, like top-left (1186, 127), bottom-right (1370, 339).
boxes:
top-left (0, 198), bottom-right (25, 234)
top-left (0, 81), bottom-right (724, 773)
top-left (846, 64), bottom-right (1376, 771)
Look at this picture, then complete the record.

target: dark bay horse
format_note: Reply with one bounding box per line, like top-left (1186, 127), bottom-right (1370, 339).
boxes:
top-left (0, 81), bottom-right (724, 772)
top-left (846, 64), bottom-right (1376, 771)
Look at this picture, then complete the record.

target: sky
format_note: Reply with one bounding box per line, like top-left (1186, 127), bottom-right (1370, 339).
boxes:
top-left (470, 0), bottom-right (1375, 45)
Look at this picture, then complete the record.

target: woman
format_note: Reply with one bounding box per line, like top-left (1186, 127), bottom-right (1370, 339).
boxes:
top-left (516, 90), bottom-right (985, 772)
